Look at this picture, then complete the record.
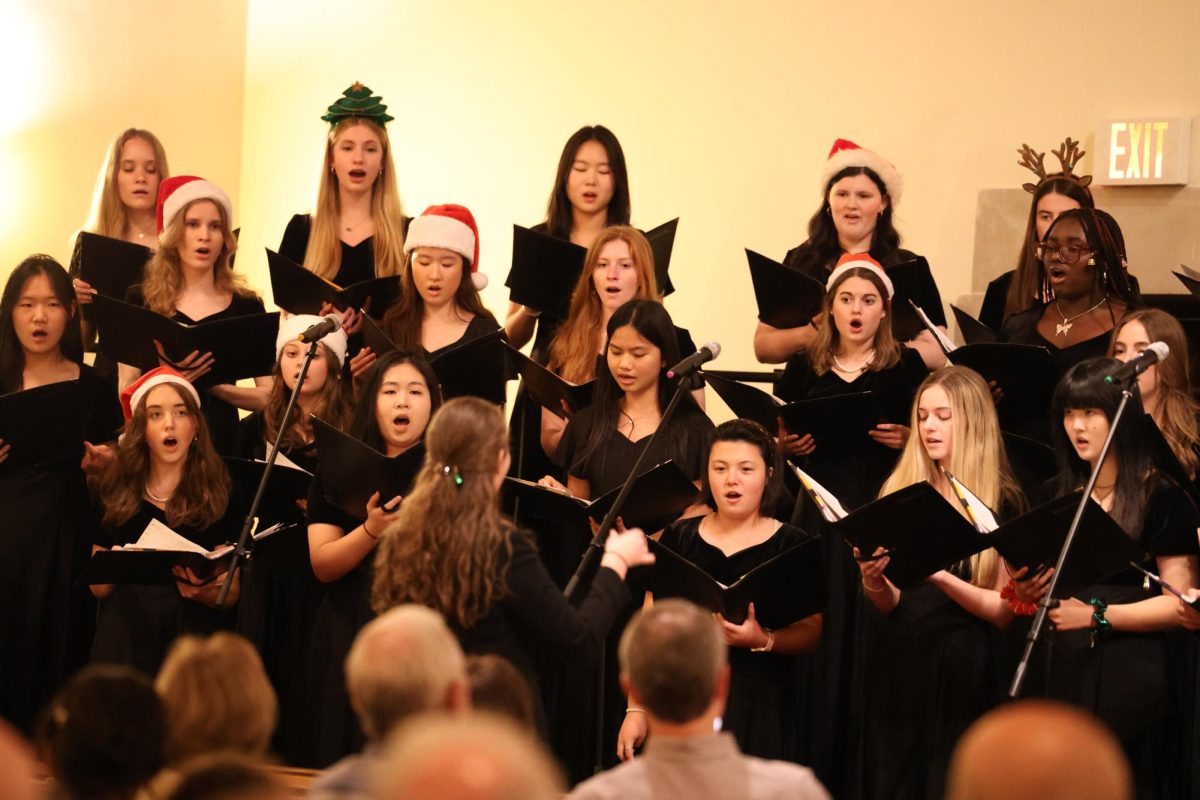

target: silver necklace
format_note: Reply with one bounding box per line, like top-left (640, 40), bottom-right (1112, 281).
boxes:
top-left (144, 483), bottom-right (170, 504)
top-left (1054, 296), bottom-right (1108, 336)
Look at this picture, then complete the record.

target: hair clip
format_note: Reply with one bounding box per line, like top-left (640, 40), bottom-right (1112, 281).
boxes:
top-left (441, 464), bottom-right (464, 489)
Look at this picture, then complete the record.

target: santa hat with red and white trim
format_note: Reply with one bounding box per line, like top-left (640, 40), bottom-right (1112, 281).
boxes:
top-left (156, 175), bottom-right (233, 236)
top-left (819, 139), bottom-right (904, 204)
top-left (826, 252), bottom-right (894, 299)
top-left (403, 204), bottom-right (487, 290)
top-left (120, 366), bottom-right (201, 422)
top-left (276, 314), bottom-right (348, 367)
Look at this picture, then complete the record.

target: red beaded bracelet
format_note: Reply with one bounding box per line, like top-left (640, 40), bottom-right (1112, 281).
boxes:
top-left (1001, 580), bottom-right (1038, 616)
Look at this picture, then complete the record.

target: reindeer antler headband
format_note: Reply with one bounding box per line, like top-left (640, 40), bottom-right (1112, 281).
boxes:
top-left (1017, 137), bottom-right (1093, 194)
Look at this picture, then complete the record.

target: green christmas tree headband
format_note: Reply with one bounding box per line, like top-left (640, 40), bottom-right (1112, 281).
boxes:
top-left (321, 82), bottom-right (394, 128)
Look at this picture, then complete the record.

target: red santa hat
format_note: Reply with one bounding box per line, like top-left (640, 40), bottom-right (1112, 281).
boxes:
top-left (403, 204), bottom-right (487, 290)
top-left (826, 252), bottom-right (894, 299)
top-left (819, 139), bottom-right (904, 204)
top-left (120, 366), bottom-right (201, 422)
top-left (156, 175), bottom-right (233, 236)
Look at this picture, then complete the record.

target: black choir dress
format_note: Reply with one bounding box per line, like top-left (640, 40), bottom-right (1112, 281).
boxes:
top-left (125, 288), bottom-right (267, 455)
top-left (303, 443), bottom-right (425, 768)
top-left (657, 516), bottom-right (814, 761)
top-left (979, 270), bottom-right (1020, 334)
top-left (280, 213), bottom-right (380, 289)
top-left (90, 500), bottom-right (240, 676)
top-left (550, 402), bottom-right (714, 783)
top-left (1039, 481), bottom-right (1199, 799)
top-left (424, 315), bottom-right (502, 360)
top-left (233, 413), bottom-right (320, 767)
top-left (0, 368), bottom-right (122, 733)
top-left (860, 562), bottom-right (998, 800)
top-left (777, 346), bottom-right (927, 797)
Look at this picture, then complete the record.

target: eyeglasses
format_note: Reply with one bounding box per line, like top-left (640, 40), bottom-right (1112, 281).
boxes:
top-left (1037, 243), bottom-right (1094, 263)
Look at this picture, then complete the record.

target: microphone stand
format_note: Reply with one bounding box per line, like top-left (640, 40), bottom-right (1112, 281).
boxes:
top-left (562, 369), bottom-right (702, 775)
top-left (216, 338), bottom-right (321, 608)
top-left (1008, 376), bottom-right (1136, 697)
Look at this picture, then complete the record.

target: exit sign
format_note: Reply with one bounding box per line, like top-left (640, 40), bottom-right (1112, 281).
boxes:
top-left (1094, 118), bottom-right (1190, 185)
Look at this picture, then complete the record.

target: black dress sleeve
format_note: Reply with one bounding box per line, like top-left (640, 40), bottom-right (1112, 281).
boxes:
top-left (880, 347), bottom-right (929, 424)
top-left (279, 214), bottom-right (312, 266)
top-left (776, 354), bottom-right (817, 403)
top-left (235, 413), bottom-right (267, 461)
top-left (979, 271), bottom-right (1015, 333)
top-left (999, 306), bottom-right (1042, 345)
top-left (79, 366), bottom-right (124, 444)
top-left (1140, 481), bottom-right (1200, 558)
top-left (502, 530), bottom-right (630, 661)
top-left (555, 406), bottom-right (596, 477)
top-left (672, 407), bottom-right (715, 482)
top-left (306, 469), bottom-right (358, 531)
top-left (898, 249), bottom-right (946, 327)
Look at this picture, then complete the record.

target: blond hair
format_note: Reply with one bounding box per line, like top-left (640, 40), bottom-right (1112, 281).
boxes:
top-left (547, 225), bottom-right (659, 383)
top-left (880, 367), bottom-right (1024, 588)
top-left (140, 198), bottom-right (256, 316)
top-left (81, 128), bottom-right (169, 239)
top-left (155, 633), bottom-right (277, 765)
top-left (303, 117), bottom-right (405, 279)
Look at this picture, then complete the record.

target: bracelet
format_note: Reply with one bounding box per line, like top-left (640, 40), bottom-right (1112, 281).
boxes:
top-left (862, 577), bottom-right (888, 594)
top-left (604, 550), bottom-right (630, 570)
top-left (1088, 597), bottom-right (1111, 649)
top-left (751, 630), bottom-right (776, 653)
top-left (362, 521), bottom-right (379, 540)
top-left (1001, 579), bottom-right (1038, 616)
top-left (625, 707), bottom-right (645, 716)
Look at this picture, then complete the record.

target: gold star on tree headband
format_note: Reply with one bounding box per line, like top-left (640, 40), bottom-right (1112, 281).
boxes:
top-left (322, 82), bottom-right (394, 128)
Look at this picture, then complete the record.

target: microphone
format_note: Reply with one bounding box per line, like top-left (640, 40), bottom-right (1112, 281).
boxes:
top-left (1106, 341), bottom-right (1169, 384)
top-left (667, 341), bottom-right (721, 379)
top-left (297, 312), bottom-right (345, 344)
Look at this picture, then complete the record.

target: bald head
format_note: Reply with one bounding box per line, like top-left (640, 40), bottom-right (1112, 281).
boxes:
top-left (375, 713), bottom-right (564, 800)
top-left (345, 604), bottom-right (468, 740)
top-left (946, 700), bottom-right (1132, 800)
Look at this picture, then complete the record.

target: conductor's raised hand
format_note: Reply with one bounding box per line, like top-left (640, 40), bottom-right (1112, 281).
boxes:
top-left (602, 526), bottom-right (655, 578)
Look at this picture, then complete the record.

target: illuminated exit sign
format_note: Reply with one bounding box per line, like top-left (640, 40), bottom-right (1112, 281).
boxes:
top-left (1094, 117), bottom-right (1190, 185)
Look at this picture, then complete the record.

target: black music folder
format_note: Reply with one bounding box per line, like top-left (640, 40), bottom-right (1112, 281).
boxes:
top-left (222, 456), bottom-right (314, 524)
top-left (703, 372), bottom-right (784, 430)
top-left (80, 520), bottom-right (296, 586)
top-left (92, 295), bottom-right (278, 387)
top-left (266, 248), bottom-right (400, 317)
top-left (76, 232), bottom-right (151, 304)
top-left (505, 225), bottom-right (588, 320)
top-left (644, 218), bottom-right (678, 297)
top-left (647, 536), bottom-right (825, 628)
top-left (779, 391), bottom-right (881, 445)
top-left (311, 417), bottom-right (425, 521)
top-left (0, 382), bottom-right (86, 472)
top-left (505, 344), bottom-right (595, 417)
top-left (502, 460), bottom-right (699, 534)
top-left (833, 482), bottom-right (990, 589)
top-left (746, 249), bottom-right (826, 330)
top-left (361, 317), bottom-right (512, 405)
top-left (988, 491), bottom-right (1147, 598)
top-left (886, 256), bottom-right (946, 340)
top-left (951, 304), bottom-right (998, 345)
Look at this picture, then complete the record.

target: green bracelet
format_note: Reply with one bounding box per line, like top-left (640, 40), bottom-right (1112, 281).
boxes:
top-left (1088, 597), bottom-right (1110, 649)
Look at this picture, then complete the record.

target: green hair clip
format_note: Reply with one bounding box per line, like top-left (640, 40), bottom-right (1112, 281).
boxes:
top-left (441, 464), bottom-right (464, 489)
top-left (321, 82), bottom-right (394, 128)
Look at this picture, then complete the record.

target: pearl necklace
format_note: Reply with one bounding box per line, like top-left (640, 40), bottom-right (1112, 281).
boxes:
top-left (832, 350), bottom-right (874, 374)
top-left (1054, 296), bottom-right (1108, 336)
top-left (144, 483), bottom-right (171, 504)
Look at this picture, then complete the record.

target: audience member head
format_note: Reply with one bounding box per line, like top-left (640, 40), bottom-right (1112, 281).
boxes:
top-left (465, 654), bottom-right (537, 731)
top-left (345, 604), bottom-right (470, 742)
top-left (618, 599), bottom-right (729, 729)
top-left (375, 713), bottom-right (564, 800)
top-left (0, 720), bottom-right (37, 800)
top-left (165, 753), bottom-right (289, 800)
top-left (36, 665), bottom-right (166, 800)
top-left (155, 633), bottom-right (277, 765)
top-left (945, 699), bottom-right (1132, 800)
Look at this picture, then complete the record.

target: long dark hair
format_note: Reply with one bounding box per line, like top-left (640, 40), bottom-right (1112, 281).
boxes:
top-left (381, 252), bottom-right (496, 353)
top-left (1051, 357), bottom-right (1154, 538)
top-left (544, 125), bottom-right (631, 240)
top-left (700, 419), bottom-right (784, 515)
top-left (575, 300), bottom-right (705, 473)
top-left (0, 255), bottom-right (84, 393)
top-left (349, 349), bottom-right (443, 452)
top-left (1005, 178), bottom-right (1094, 321)
top-left (786, 166), bottom-right (902, 275)
top-left (1041, 208), bottom-right (1142, 310)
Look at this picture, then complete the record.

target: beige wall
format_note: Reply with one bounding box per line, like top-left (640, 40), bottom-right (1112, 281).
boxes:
top-left (7, 0), bottom-right (1200, 410)
top-left (0, 0), bottom-right (247, 268)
